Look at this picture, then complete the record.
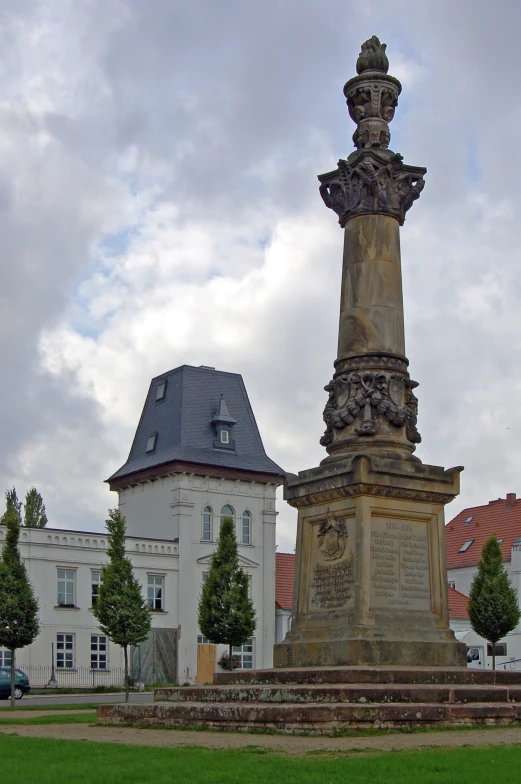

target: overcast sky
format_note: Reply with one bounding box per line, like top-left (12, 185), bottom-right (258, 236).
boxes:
top-left (1, 0), bottom-right (521, 553)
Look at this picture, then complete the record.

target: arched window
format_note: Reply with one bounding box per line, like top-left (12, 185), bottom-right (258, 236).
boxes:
top-left (220, 505), bottom-right (234, 521)
top-left (241, 510), bottom-right (251, 545)
top-left (202, 507), bottom-right (212, 541)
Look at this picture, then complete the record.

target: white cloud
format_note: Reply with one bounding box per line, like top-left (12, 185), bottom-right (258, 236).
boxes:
top-left (2, 0), bottom-right (521, 556)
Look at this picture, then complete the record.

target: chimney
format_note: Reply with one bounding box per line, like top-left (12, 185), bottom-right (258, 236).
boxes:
top-left (506, 492), bottom-right (517, 508)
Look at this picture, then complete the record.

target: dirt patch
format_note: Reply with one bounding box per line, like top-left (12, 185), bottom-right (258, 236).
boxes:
top-left (1, 722), bottom-right (521, 754)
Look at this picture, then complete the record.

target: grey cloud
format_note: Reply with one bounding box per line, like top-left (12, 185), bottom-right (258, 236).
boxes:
top-left (2, 0), bottom-right (521, 547)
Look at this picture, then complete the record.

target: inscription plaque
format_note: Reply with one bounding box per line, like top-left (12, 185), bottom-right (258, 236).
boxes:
top-left (307, 516), bottom-right (355, 612)
top-left (370, 517), bottom-right (430, 611)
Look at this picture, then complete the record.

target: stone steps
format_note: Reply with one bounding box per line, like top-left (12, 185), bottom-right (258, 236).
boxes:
top-left (154, 683), bottom-right (521, 705)
top-left (97, 699), bottom-right (521, 733)
top-left (213, 666), bottom-right (521, 686)
top-left (96, 667), bottom-right (521, 734)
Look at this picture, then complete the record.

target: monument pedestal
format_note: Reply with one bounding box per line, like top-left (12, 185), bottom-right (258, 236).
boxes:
top-left (273, 455), bottom-right (467, 668)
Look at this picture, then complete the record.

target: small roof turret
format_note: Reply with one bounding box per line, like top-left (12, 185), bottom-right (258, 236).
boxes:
top-left (211, 395), bottom-right (237, 426)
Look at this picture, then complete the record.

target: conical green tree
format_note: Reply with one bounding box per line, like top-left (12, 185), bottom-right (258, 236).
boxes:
top-left (0, 488), bottom-right (22, 527)
top-left (92, 509), bottom-right (151, 702)
top-left (468, 534), bottom-right (520, 670)
top-left (198, 515), bottom-right (256, 669)
top-left (0, 495), bottom-right (39, 706)
top-left (23, 487), bottom-right (48, 528)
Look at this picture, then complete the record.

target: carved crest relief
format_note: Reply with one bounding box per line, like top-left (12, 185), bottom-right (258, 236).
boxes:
top-left (317, 518), bottom-right (349, 562)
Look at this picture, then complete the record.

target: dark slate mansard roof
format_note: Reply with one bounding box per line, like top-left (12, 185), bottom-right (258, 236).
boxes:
top-left (107, 365), bottom-right (284, 483)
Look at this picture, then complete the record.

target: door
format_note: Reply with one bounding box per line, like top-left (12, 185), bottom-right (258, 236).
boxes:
top-left (0, 668), bottom-right (10, 698)
top-left (467, 646), bottom-right (484, 669)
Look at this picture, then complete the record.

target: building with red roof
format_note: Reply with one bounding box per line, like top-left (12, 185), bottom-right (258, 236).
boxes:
top-left (446, 492), bottom-right (521, 598)
top-left (275, 552), bottom-right (295, 643)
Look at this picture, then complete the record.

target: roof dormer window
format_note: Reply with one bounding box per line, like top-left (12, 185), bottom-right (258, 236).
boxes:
top-left (146, 433), bottom-right (157, 453)
top-left (156, 381), bottom-right (166, 401)
top-left (211, 394), bottom-right (237, 451)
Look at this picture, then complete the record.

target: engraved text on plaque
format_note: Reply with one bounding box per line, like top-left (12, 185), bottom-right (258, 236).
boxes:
top-left (370, 517), bottom-right (430, 610)
top-left (307, 516), bottom-right (355, 612)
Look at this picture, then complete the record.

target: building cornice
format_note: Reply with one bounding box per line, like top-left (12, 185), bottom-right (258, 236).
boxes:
top-left (107, 459), bottom-right (284, 491)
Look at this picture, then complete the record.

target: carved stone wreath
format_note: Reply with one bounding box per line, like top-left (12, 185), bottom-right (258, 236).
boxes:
top-left (321, 369), bottom-right (421, 447)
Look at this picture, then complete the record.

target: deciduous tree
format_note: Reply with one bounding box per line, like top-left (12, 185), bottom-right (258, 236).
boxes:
top-left (468, 534), bottom-right (520, 670)
top-left (92, 509), bottom-right (151, 702)
top-left (198, 515), bottom-right (256, 669)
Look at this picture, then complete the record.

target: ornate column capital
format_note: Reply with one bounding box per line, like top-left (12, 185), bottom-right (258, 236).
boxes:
top-left (319, 36), bottom-right (426, 226)
top-left (319, 150), bottom-right (426, 227)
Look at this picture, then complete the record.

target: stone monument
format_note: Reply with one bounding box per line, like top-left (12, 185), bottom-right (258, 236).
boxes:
top-left (273, 36), bottom-right (467, 668)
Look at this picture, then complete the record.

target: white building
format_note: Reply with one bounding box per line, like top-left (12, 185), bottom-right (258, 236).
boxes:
top-left (1, 365), bottom-right (284, 686)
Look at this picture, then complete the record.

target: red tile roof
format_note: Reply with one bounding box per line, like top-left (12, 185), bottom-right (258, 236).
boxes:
top-left (446, 494), bottom-right (521, 569)
top-left (448, 586), bottom-right (469, 619)
top-left (275, 552), bottom-right (295, 610)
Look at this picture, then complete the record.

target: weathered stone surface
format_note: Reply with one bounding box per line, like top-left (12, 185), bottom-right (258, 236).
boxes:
top-left (98, 666), bottom-right (521, 734)
top-left (276, 454), bottom-right (466, 669)
top-left (319, 152), bottom-right (425, 227)
top-left (214, 666), bottom-right (521, 687)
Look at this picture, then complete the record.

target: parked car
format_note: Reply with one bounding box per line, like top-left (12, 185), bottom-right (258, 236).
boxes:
top-left (0, 667), bottom-right (30, 699)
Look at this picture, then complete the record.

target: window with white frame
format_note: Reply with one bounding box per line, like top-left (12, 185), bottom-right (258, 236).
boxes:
top-left (57, 569), bottom-right (76, 606)
top-left (56, 633), bottom-right (75, 668)
top-left (91, 635), bottom-right (108, 669)
top-left (220, 429), bottom-right (229, 444)
top-left (147, 575), bottom-right (164, 610)
top-left (202, 506), bottom-right (212, 541)
top-left (220, 505), bottom-right (234, 521)
top-left (448, 581), bottom-right (456, 590)
top-left (197, 634), bottom-right (210, 644)
top-left (241, 510), bottom-right (251, 544)
top-left (91, 571), bottom-right (101, 607)
top-left (232, 638), bottom-right (254, 669)
top-left (0, 650), bottom-right (12, 667)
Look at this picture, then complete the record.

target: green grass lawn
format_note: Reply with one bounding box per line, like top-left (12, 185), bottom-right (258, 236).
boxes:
top-left (0, 712), bottom-right (96, 725)
top-left (0, 735), bottom-right (521, 784)
top-left (0, 702), bottom-right (104, 711)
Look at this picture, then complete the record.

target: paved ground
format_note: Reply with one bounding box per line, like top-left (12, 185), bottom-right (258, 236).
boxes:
top-left (0, 721), bottom-right (521, 754)
top-left (0, 692), bottom-right (151, 708)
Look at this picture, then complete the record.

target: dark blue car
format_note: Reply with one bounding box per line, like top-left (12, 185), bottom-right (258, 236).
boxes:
top-left (0, 667), bottom-right (30, 700)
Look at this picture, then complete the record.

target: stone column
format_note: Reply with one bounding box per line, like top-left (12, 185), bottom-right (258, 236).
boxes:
top-left (317, 40), bottom-right (425, 463)
top-left (274, 37), bottom-right (466, 669)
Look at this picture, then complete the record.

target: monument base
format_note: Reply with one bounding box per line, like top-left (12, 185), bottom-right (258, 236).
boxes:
top-left (97, 667), bottom-right (521, 734)
top-left (276, 454), bottom-right (467, 669)
top-left (274, 636), bottom-right (465, 669)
